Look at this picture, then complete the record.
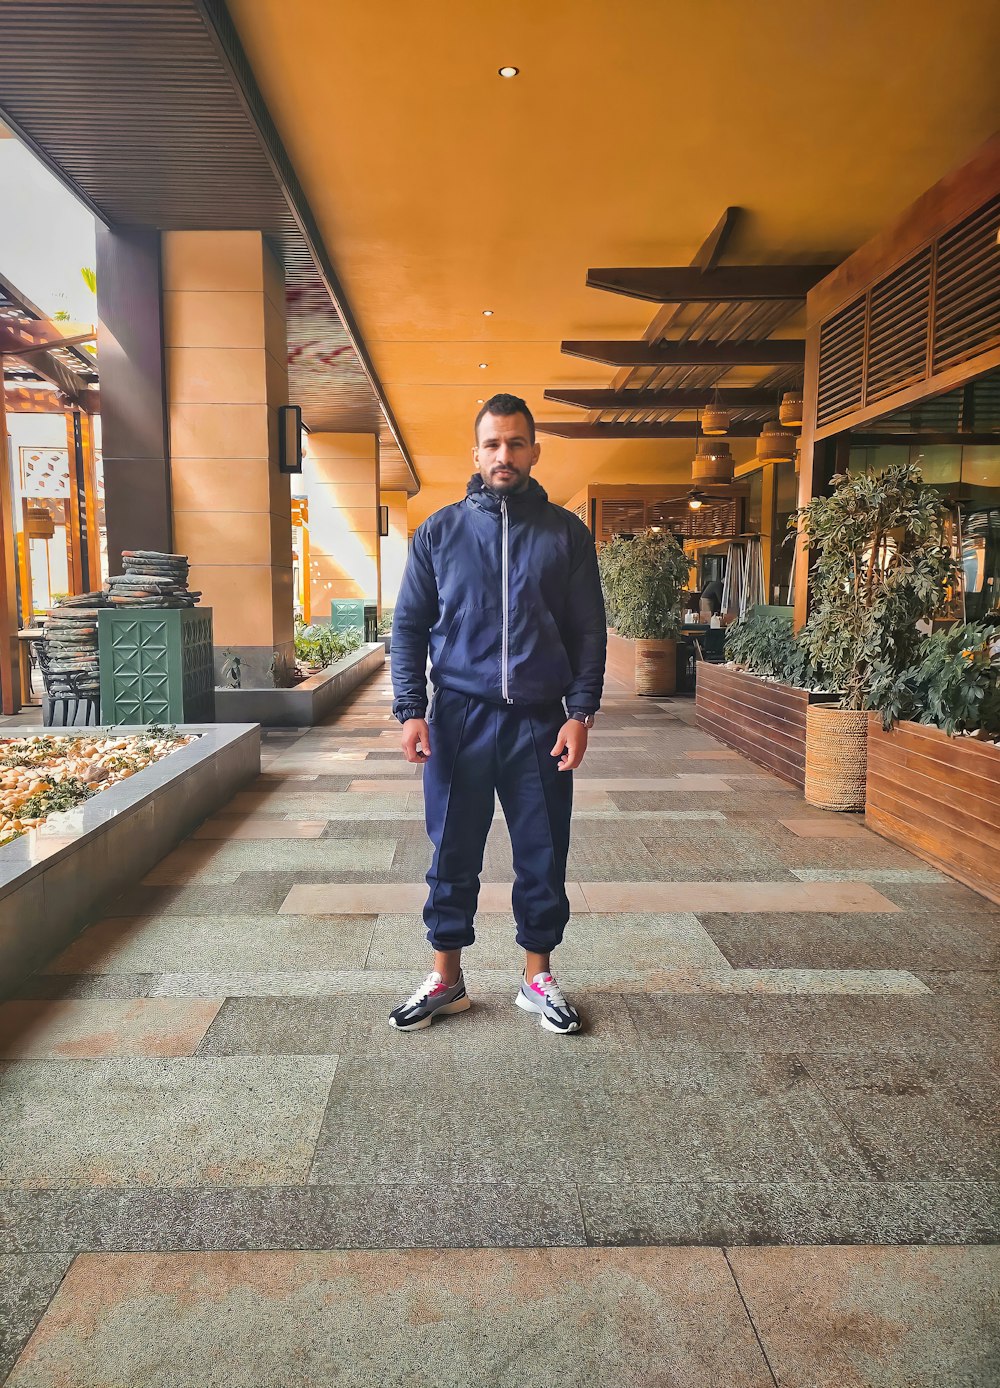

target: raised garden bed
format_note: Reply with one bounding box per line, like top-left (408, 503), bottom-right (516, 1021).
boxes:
top-left (0, 722), bottom-right (259, 995)
top-left (214, 643), bottom-right (384, 728)
top-left (0, 729), bottom-right (194, 847)
top-left (695, 662), bottom-right (836, 788)
top-left (866, 718), bottom-right (1000, 904)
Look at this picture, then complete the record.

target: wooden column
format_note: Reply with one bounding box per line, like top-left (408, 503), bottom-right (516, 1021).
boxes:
top-left (163, 230), bottom-right (293, 688)
top-left (96, 226), bottom-right (172, 571)
top-left (0, 387), bottom-right (22, 713)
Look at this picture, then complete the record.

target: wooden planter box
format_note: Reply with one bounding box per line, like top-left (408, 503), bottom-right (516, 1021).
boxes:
top-left (866, 718), bottom-right (1000, 904)
top-left (695, 663), bottom-right (835, 788)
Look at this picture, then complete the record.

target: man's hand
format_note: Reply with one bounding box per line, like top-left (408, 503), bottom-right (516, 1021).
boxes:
top-left (401, 718), bottom-right (431, 764)
top-left (550, 719), bottom-right (588, 771)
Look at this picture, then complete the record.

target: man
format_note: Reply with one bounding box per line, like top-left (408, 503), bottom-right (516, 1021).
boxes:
top-left (389, 392), bottom-right (607, 1035)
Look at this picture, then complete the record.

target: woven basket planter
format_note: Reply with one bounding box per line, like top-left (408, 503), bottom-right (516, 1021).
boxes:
top-left (634, 638), bottom-right (677, 696)
top-left (804, 705), bottom-right (868, 811)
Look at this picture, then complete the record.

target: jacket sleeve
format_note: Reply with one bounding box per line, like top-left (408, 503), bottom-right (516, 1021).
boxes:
top-left (390, 523), bottom-right (439, 720)
top-left (562, 527), bottom-right (607, 715)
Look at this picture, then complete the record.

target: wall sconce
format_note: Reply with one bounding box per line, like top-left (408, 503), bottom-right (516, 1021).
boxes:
top-left (379, 504), bottom-right (389, 537)
top-left (278, 405), bottom-right (304, 473)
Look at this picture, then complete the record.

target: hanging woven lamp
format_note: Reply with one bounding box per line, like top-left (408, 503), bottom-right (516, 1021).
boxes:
top-left (692, 439), bottom-right (734, 485)
top-left (701, 403), bottom-right (731, 436)
top-left (779, 391), bottom-right (803, 428)
top-left (755, 420), bottom-right (797, 463)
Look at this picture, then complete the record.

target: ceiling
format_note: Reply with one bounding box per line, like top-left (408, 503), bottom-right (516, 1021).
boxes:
top-left (226, 0), bottom-right (1000, 523)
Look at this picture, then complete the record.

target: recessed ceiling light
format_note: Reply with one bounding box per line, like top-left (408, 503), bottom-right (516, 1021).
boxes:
top-left (477, 398), bottom-right (484, 405)
top-left (498, 66), bottom-right (519, 78)
top-left (478, 362), bottom-right (488, 369)
top-left (482, 309), bottom-right (494, 317)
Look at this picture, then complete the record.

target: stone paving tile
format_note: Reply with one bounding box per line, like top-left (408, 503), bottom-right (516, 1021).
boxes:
top-left (309, 1050), bottom-right (872, 1187)
top-left (792, 867), bottom-right (949, 883)
top-left (9, 974), bottom-right (156, 1001)
top-left (197, 993), bottom-right (641, 1057)
top-left (367, 911), bottom-right (731, 971)
top-left (142, 837), bottom-right (395, 886)
top-left (191, 818), bottom-right (328, 839)
top-left (0, 1254), bottom-right (73, 1381)
top-left (2, 1248), bottom-right (772, 1388)
top-left (0, 1057), bottom-right (338, 1189)
top-left (579, 1179), bottom-right (1000, 1246)
top-left (797, 1051), bottom-right (1000, 1180)
top-left (580, 880), bottom-right (900, 913)
top-left (703, 911), bottom-right (1000, 971)
top-left (623, 994), bottom-right (988, 1060)
top-left (728, 1245), bottom-right (1000, 1388)
top-left (874, 880), bottom-right (1000, 914)
top-left (0, 1000), bottom-right (222, 1059)
top-left (610, 790), bottom-right (799, 813)
top-left (779, 816), bottom-right (870, 838)
top-left (141, 967), bottom-right (936, 1000)
top-left (0, 1183), bottom-right (588, 1254)
top-left (46, 915), bottom-right (375, 975)
top-left (633, 838), bottom-right (796, 881)
top-left (280, 881), bottom-right (591, 914)
top-left (105, 875), bottom-right (360, 920)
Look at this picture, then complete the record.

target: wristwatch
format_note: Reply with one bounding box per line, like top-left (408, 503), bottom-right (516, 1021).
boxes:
top-left (568, 711), bottom-right (596, 729)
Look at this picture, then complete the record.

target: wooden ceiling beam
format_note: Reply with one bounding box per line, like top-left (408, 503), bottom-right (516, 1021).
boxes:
top-left (536, 421), bottom-right (784, 439)
top-left (0, 320), bottom-right (95, 354)
top-left (562, 340), bottom-right (806, 367)
top-left (544, 386), bottom-right (784, 411)
top-left (585, 265), bottom-right (836, 303)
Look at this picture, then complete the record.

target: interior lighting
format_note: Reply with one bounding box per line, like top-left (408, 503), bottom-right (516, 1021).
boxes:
top-left (702, 388), bottom-right (730, 437)
top-left (693, 439), bottom-right (734, 485)
top-left (779, 391), bottom-right (804, 428)
top-left (498, 66), bottom-right (520, 78)
top-left (756, 419), bottom-right (797, 463)
top-left (482, 309), bottom-right (494, 316)
top-left (479, 362), bottom-right (488, 369)
top-left (688, 491), bottom-right (705, 510)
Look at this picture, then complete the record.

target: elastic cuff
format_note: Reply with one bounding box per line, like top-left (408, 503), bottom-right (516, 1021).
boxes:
top-left (394, 706), bottom-right (426, 724)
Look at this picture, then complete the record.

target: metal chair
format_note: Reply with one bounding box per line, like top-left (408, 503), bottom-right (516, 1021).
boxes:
top-left (33, 641), bottom-right (101, 727)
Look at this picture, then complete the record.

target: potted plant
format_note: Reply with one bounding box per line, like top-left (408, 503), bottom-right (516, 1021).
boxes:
top-left (795, 461), bottom-right (956, 811)
top-left (598, 530), bottom-right (689, 695)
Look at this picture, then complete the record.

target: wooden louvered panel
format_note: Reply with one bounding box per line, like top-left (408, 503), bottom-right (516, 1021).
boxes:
top-left (816, 298), bottom-right (866, 425)
top-left (933, 195), bottom-right (1000, 372)
top-left (599, 499), bottom-right (646, 540)
top-left (865, 249), bottom-right (932, 403)
top-left (574, 503), bottom-right (588, 526)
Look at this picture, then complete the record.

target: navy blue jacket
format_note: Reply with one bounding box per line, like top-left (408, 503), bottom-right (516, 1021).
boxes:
top-left (391, 474), bottom-right (607, 721)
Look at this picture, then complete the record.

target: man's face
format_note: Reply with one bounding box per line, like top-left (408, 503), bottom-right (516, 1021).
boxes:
top-left (473, 412), bottom-right (541, 493)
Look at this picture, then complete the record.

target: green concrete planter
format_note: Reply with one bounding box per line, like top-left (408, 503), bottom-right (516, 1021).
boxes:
top-left (99, 608), bottom-right (215, 725)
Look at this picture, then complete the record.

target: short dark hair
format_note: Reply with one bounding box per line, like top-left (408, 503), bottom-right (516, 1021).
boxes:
top-left (474, 392), bottom-right (535, 444)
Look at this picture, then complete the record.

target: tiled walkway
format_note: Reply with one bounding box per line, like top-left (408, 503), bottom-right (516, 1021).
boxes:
top-left (1, 667), bottom-right (998, 1386)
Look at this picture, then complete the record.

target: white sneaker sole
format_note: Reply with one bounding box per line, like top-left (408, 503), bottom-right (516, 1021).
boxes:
top-left (389, 996), bottom-right (471, 1031)
top-left (515, 990), bottom-right (581, 1034)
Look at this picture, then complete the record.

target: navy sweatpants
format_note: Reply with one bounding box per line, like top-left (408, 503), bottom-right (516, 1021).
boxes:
top-left (421, 687), bottom-right (573, 953)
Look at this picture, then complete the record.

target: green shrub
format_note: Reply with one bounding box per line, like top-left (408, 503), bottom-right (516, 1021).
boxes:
top-left (868, 621), bottom-right (1000, 739)
top-left (377, 606), bottom-right (394, 636)
top-left (597, 530), bottom-right (689, 639)
top-left (294, 621), bottom-right (363, 669)
top-left (795, 462), bottom-right (956, 711)
top-left (724, 608), bottom-right (824, 688)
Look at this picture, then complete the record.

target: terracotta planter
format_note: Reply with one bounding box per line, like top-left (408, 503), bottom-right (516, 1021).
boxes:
top-left (866, 718), bottom-right (1000, 904)
top-left (634, 638), bottom-right (677, 696)
top-left (804, 705), bottom-right (868, 811)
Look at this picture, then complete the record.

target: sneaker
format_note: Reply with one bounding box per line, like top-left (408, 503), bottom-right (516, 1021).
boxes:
top-left (388, 969), bottom-right (471, 1031)
top-left (515, 970), bottom-right (581, 1034)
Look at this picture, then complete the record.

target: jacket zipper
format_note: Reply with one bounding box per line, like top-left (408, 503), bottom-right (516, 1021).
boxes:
top-left (500, 497), bottom-right (513, 702)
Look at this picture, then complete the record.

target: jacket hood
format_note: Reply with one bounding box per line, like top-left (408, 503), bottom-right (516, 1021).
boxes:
top-left (465, 472), bottom-right (549, 512)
